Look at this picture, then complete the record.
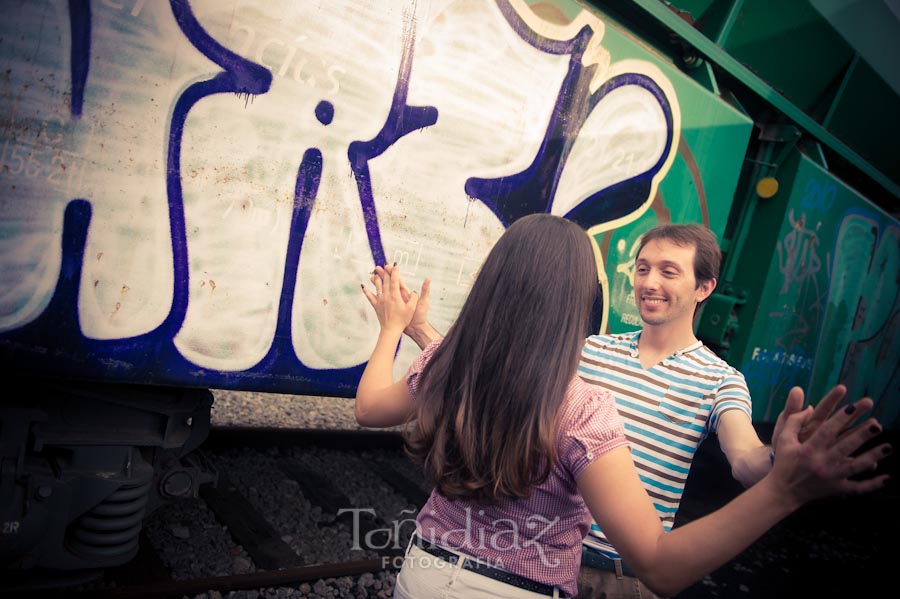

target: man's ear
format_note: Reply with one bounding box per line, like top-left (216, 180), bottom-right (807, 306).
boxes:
top-left (696, 277), bottom-right (716, 303)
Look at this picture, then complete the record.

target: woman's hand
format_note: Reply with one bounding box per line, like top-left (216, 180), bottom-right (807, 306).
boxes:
top-left (366, 264), bottom-right (433, 345)
top-left (361, 264), bottom-right (419, 335)
top-left (771, 384), bottom-right (847, 456)
top-left (356, 264), bottom-right (419, 428)
top-left (770, 397), bottom-right (891, 507)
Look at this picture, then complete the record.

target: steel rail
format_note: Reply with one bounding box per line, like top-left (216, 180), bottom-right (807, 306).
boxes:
top-left (83, 558), bottom-right (398, 599)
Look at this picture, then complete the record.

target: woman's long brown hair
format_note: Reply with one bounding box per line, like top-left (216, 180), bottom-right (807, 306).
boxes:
top-left (405, 214), bottom-right (599, 501)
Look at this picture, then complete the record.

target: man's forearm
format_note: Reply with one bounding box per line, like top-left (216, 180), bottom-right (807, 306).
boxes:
top-left (730, 444), bottom-right (774, 488)
top-left (407, 322), bottom-right (443, 350)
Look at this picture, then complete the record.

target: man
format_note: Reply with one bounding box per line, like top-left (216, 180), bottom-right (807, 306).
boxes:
top-left (574, 223), bottom-right (844, 599)
top-left (367, 222), bottom-right (845, 599)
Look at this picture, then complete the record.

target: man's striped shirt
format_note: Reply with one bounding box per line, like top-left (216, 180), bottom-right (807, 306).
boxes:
top-left (577, 331), bottom-right (752, 558)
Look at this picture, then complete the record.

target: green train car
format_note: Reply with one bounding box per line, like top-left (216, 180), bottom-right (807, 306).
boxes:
top-left (1, 0), bottom-right (897, 573)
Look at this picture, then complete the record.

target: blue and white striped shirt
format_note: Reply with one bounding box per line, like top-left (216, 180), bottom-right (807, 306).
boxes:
top-left (577, 331), bottom-right (752, 558)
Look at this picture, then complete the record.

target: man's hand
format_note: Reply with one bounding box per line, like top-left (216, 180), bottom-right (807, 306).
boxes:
top-left (772, 385), bottom-right (848, 456)
top-left (367, 264), bottom-right (438, 349)
top-left (360, 265), bottom-right (419, 335)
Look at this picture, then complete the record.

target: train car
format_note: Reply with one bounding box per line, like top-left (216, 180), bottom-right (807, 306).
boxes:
top-left (2, 0), bottom-right (898, 574)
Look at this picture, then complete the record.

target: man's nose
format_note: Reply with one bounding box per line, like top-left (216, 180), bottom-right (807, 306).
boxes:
top-left (643, 269), bottom-right (662, 288)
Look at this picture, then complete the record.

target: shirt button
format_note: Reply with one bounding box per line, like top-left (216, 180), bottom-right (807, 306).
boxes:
top-left (586, 451), bottom-right (594, 459)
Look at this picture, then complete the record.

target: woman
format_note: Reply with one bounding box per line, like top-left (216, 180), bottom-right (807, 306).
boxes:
top-left (355, 214), bottom-right (889, 598)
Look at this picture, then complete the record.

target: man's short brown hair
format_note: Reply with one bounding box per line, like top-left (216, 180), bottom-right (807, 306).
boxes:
top-left (637, 223), bottom-right (721, 287)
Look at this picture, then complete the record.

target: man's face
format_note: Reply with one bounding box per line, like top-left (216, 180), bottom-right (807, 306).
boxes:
top-left (633, 238), bottom-right (712, 329)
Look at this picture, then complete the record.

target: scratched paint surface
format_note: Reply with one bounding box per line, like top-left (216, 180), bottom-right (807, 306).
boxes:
top-left (735, 152), bottom-right (900, 427)
top-left (0, 0), bottom-right (751, 396)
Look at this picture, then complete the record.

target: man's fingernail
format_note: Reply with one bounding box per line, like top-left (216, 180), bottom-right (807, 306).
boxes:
top-left (844, 404), bottom-right (855, 415)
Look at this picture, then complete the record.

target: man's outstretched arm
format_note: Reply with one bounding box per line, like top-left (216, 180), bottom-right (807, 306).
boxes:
top-left (719, 385), bottom-right (849, 487)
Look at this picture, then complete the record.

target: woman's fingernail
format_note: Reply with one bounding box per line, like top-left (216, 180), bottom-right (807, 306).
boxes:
top-left (883, 445), bottom-right (892, 456)
top-left (870, 424), bottom-right (882, 434)
top-left (844, 404), bottom-right (855, 415)
top-left (393, 261), bottom-right (397, 267)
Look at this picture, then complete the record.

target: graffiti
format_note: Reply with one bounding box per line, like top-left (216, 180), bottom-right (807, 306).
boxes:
top-left (776, 209), bottom-right (824, 296)
top-left (226, 24), bottom-right (347, 93)
top-left (742, 346), bottom-right (813, 401)
top-left (735, 205), bottom-right (831, 417)
top-left (749, 347), bottom-right (814, 370)
top-left (750, 336), bottom-right (810, 412)
top-left (0, 0), bottom-right (679, 395)
top-left (800, 176), bottom-right (837, 212)
top-left (810, 214), bottom-right (900, 424)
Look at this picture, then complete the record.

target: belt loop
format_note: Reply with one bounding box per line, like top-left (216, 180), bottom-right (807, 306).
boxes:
top-left (406, 530), bottom-right (420, 556)
top-left (614, 558), bottom-right (624, 579)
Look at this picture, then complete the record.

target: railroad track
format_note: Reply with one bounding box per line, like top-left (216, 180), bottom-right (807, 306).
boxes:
top-left (37, 427), bottom-right (430, 599)
top-left (7, 425), bottom-right (896, 598)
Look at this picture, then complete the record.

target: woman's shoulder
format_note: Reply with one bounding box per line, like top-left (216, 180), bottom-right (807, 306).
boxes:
top-left (556, 378), bottom-right (628, 471)
top-left (407, 338), bottom-right (443, 374)
top-left (559, 378), bottom-right (621, 427)
top-left (405, 338), bottom-right (444, 395)
top-left (567, 376), bottom-right (616, 405)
